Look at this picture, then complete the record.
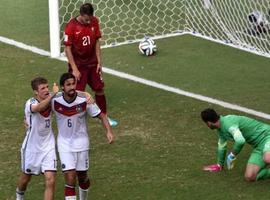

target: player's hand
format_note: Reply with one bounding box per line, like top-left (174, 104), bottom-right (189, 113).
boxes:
top-left (226, 152), bottom-right (236, 170)
top-left (72, 68), bottom-right (81, 81)
top-left (106, 131), bottom-right (114, 144)
top-left (23, 118), bottom-right (29, 131)
top-left (203, 164), bottom-right (222, 172)
top-left (96, 63), bottom-right (102, 75)
top-left (52, 82), bottom-right (59, 95)
top-left (84, 92), bottom-right (95, 104)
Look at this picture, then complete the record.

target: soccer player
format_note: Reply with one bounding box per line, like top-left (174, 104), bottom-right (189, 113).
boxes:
top-left (247, 10), bottom-right (270, 35)
top-left (16, 77), bottom-right (59, 200)
top-left (64, 2), bottom-right (118, 126)
top-left (201, 108), bottom-right (270, 182)
top-left (52, 73), bottom-right (114, 200)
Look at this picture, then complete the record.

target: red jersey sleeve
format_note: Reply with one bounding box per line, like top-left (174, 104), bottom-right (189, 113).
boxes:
top-left (93, 17), bottom-right (102, 39)
top-left (64, 19), bottom-right (75, 46)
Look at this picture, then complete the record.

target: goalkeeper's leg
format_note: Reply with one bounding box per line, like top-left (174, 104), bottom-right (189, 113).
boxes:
top-left (245, 149), bottom-right (264, 182)
top-left (256, 146), bottom-right (270, 181)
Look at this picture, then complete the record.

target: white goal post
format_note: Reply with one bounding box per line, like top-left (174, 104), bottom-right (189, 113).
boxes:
top-left (49, 0), bottom-right (270, 58)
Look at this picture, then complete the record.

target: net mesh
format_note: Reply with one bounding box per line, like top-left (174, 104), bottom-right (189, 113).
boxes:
top-left (186, 0), bottom-right (270, 56)
top-left (59, 0), bottom-right (270, 57)
top-left (59, 0), bottom-right (185, 48)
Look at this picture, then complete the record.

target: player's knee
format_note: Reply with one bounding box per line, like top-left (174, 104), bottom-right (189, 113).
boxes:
top-left (93, 88), bottom-right (104, 95)
top-left (65, 171), bottom-right (77, 185)
top-left (244, 173), bottom-right (257, 182)
top-left (45, 174), bottom-right (55, 188)
top-left (263, 156), bottom-right (270, 164)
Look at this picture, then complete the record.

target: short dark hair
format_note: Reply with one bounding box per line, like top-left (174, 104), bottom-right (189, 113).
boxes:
top-left (201, 108), bottom-right (220, 123)
top-left (31, 77), bottom-right (48, 91)
top-left (59, 73), bottom-right (75, 87)
top-left (80, 3), bottom-right (94, 16)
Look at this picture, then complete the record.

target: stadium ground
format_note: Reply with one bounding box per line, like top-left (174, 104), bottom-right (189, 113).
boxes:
top-left (1, 0), bottom-right (270, 199)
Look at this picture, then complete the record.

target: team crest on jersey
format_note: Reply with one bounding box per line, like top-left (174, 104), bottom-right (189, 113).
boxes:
top-left (76, 105), bottom-right (83, 113)
top-left (91, 27), bottom-right (94, 32)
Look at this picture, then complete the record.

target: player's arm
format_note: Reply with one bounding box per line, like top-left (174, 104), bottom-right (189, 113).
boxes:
top-left (98, 112), bottom-right (114, 144)
top-left (95, 39), bottom-right (102, 74)
top-left (87, 103), bottom-right (114, 143)
top-left (229, 126), bottom-right (245, 155)
top-left (31, 83), bottom-right (59, 113)
top-left (226, 126), bottom-right (245, 170)
top-left (203, 137), bottom-right (227, 172)
top-left (77, 91), bottom-right (95, 104)
top-left (64, 23), bottom-right (81, 81)
top-left (65, 46), bottom-right (81, 81)
top-left (217, 138), bottom-right (227, 167)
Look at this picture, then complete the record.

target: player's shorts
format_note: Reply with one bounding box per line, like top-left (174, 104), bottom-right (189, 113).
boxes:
top-left (59, 151), bottom-right (89, 172)
top-left (69, 65), bottom-right (104, 91)
top-left (247, 135), bottom-right (270, 168)
top-left (21, 148), bottom-right (57, 175)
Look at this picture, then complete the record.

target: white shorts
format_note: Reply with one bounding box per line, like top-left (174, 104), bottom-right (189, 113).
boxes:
top-left (21, 148), bottom-right (57, 175)
top-left (59, 151), bottom-right (89, 172)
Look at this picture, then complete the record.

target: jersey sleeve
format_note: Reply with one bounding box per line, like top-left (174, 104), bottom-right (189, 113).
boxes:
top-left (25, 98), bottom-right (38, 114)
top-left (86, 103), bottom-right (101, 117)
top-left (217, 133), bottom-right (227, 167)
top-left (93, 17), bottom-right (102, 39)
top-left (228, 126), bottom-right (246, 155)
top-left (64, 20), bottom-right (74, 46)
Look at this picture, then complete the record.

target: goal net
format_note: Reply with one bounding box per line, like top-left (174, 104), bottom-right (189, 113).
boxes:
top-left (57, 0), bottom-right (185, 51)
top-left (49, 0), bottom-right (270, 58)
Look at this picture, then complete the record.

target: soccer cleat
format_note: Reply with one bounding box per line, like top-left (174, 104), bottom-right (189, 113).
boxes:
top-left (108, 117), bottom-right (118, 127)
top-left (203, 164), bottom-right (222, 172)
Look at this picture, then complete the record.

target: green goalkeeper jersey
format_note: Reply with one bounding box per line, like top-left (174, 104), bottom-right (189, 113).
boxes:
top-left (217, 115), bottom-right (270, 166)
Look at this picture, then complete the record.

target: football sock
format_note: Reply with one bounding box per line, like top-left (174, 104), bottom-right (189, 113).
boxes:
top-left (95, 94), bottom-right (107, 114)
top-left (79, 179), bottom-right (90, 200)
top-left (65, 184), bottom-right (76, 200)
top-left (16, 187), bottom-right (25, 200)
top-left (256, 168), bottom-right (270, 181)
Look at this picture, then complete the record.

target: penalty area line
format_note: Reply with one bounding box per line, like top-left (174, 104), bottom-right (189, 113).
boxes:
top-left (1, 35), bottom-right (270, 120)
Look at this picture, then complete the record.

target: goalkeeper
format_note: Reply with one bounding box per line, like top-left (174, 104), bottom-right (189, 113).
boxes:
top-left (201, 108), bottom-right (270, 182)
top-left (246, 10), bottom-right (270, 35)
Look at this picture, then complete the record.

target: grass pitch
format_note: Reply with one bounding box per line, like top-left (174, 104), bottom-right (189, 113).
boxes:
top-left (1, 0), bottom-right (270, 199)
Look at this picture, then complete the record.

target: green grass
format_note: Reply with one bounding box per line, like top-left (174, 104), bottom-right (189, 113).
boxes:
top-left (1, 0), bottom-right (270, 200)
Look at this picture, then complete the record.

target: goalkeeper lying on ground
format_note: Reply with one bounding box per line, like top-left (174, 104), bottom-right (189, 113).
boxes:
top-left (201, 108), bottom-right (270, 182)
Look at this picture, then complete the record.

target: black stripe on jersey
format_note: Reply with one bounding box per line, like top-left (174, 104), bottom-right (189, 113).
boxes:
top-left (92, 110), bottom-right (101, 118)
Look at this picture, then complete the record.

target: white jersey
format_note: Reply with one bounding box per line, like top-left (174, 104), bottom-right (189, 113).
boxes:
top-left (52, 93), bottom-right (101, 153)
top-left (22, 98), bottom-right (55, 152)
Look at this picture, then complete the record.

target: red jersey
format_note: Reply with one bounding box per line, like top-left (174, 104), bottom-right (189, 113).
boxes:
top-left (64, 16), bottom-right (102, 67)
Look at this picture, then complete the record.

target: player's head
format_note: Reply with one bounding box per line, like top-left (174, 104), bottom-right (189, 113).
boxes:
top-left (201, 108), bottom-right (220, 129)
top-left (60, 73), bottom-right (76, 98)
top-left (31, 77), bottom-right (50, 100)
top-left (79, 3), bottom-right (94, 24)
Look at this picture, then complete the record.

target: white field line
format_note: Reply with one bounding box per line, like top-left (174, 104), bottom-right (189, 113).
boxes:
top-left (1, 35), bottom-right (270, 120)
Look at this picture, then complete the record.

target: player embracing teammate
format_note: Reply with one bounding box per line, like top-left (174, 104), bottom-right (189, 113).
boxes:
top-left (16, 2), bottom-right (116, 200)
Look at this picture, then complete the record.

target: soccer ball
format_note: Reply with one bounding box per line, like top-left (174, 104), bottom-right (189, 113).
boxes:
top-left (138, 37), bottom-right (157, 56)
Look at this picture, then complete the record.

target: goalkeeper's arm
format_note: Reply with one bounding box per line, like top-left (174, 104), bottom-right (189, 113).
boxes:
top-left (226, 127), bottom-right (246, 170)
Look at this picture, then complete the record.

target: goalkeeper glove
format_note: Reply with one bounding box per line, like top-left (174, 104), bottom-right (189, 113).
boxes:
top-left (226, 152), bottom-right (236, 170)
top-left (203, 164), bottom-right (222, 172)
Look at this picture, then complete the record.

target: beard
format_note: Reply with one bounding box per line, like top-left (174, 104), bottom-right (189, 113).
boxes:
top-left (67, 89), bottom-right (76, 97)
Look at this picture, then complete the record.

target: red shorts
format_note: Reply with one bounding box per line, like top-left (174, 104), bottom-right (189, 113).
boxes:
top-left (69, 65), bottom-right (104, 91)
